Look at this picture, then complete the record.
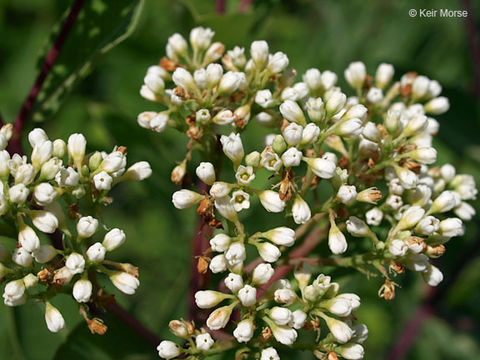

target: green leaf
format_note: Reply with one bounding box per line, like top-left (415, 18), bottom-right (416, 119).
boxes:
top-left (53, 309), bottom-right (154, 360)
top-left (31, 0), bottom-right (144, 123)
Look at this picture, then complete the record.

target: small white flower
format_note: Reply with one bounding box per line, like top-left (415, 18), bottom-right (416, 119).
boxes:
top-left (422, 265), bottom-right (444, 286)
top-left (66, 252), bottom-right (85, 274)
top-left (210, 234), bottom-right (231, 252)
top-left (238, 285), bottom-right (257, 306)
top-left (250, 40), bottom-right (269, 67)
top-left (267, 52), bottom-right (289, 74)
top-left (290, 310), bottom-right (307, 329)
top-left (12, 247), bottom-right (33, 267)
top-left (269, 323), bottom-right (298, 345)
top-left (303, 157), bottom-right (336, 179)
top-left (231, 190), bottom-right (250, 212)
top-left (210, 182), bottom-right (232, 198)
top-left (86, 242), bottom-right (106, 262)
top-left (264, 227), bottom-right (296, 246)
top-left (328, 224), bottom-right (348, 255)
top-left (389, 239), bottom-right (408, 257)
top-left (301, 123), bottom-right (320, 144)
top-left (323, 315), bottom-right (354, 344)
top-left (102, 228), bottom-right (126, 251)
top-left (31, 140), bottom-right (53, 170)
top-left (31, 210), bottom-right (58, 233)
top-left (45, 302), bottom-right (65, 333)
top-left (269, 306), bottom-right (292, 325)
top-left (258, 190), bottom-right (285, 213)
top-left (73, 279), bottom-right (93, 303)
top-left (439, 217), bottom-right (464, 238)
top-left (213, 109), bottom-right (236, 125)
top-left (109, 271), bottom-right (139, 295)
top-left (256, 242), bottom-right (281, 263)
top-left (93, 171), bottom-right (113, 191)
top-left (415, 216), bottom-right (440, 235)
top-left (190, 26), bottom-right (214, 51)
top-left (157, 340), bottom-right (181, 359)
top-left (366, 207), bottom-right (383, 226)
top-left (337, 343), bottom-right (365, 360)
top-left (8, 183), bottom-right (29, 204)
top-left (196, 162), bottom-right (216, 185)
top-left (3, 279), bottom-right (26, 307)
top-left (206, 305), bottom-right (234, 330)
top-left (274, 288), bottom-right (296, 305)
top-left (209, 254), bottom-right (227, 273)
top-left (261, 347), bottom-right (280, 360)
top-left (292, 195), bottom-right (311, 224)
top-left (262, 152), bottom-right (282, 172)
top-left (425, 97), bottom-right (450, 115)
top-left (396, 205), bottom-right (425, 231)
top-left (172, 67), bottom-right (196, 91)
top-left (172, 189), bottom-right (204, 209)
top-left (346, 216), bottom-right (370, 237)
top-left (256, 89), bottom-right (274, 108)
top-left (252, 263), bottom-right (274, 285)
top-left (77, 216), bottom-right (99, 238)
top-left (18, 223), bottom-right (40, 252)
top-left (224, 273), bottom-right (243, 293)
top-left (55, 167), bottom-right (80, 187)
top-left (337, 118), bottom-right (363, 137)
top-left (235, 165), bottom-right (255, 185)
top-left (195, 290), bottom-right (228, 309)
top-left (220, 133), bottom-right (244, 166)
top-left (337, 185), bottom-right (357, 205)
top-left (67, 133), bottom-right (86, 167)
top-left (279, 100), bottom-right (306, 126)
top-left (196, 332), bottom-right (214, 351)
top-left (375, 63), bottom-right (394, 89)
top-left (345, 61), bottom-right (366, 89)
top-left (366, 87), bottom-right (383, 104)
top-left (233, 318), bottom-right (254, 343)
top-left (225, 242), bottom-right (246, 267)
top-left (28, 128), bottom-right (49, 148)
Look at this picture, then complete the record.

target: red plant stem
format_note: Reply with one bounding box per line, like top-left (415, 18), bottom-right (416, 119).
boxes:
top-left (216, 0), bottom-right (226, 14)
top-left (107, 302), bottom-right (162, 346)
top-left (387, 301), bottom-right (434, 360)
top-left (189, 181), bottom-right (213, 321)
top-left (462, 0), bottom-right (480, 98)
top-left (238, 0), bottom-right (253, 13)
top-left (7, 0), bottom-right (86, 156)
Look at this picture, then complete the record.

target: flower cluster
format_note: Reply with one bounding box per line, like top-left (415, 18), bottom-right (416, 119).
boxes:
top-left (138, 28), bottom-right (477, 359)
top-left (0, 126), bottom-right (151, 333)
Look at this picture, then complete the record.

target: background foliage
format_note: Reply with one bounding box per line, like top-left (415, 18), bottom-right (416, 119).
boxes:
top-left (0, 0), bottom-right (479, 359)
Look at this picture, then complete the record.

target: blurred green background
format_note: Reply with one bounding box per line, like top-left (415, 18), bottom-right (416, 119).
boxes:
top-left (0, 0), bottom-right (479, 359)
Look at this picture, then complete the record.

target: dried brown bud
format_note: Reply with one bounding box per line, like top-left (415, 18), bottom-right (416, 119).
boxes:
top-left (159, 57), bottom-right (178, 71)
top-left (378, 279), bottom-right (399, 301)
top-left (197, 256), bottom-right (210, 275)
top-left (426, 244), bottom-right (446, 258)
top-left (261, 327), bottom-right (272, 342)
top-left (327, 352), bottom-right (339, 360)
top-left (389, 261), bottom-right (404, 275)
top-left (37, 268), bottom-right (52, 282)
top-left (357, 187), bottom-right (382, 204)
top-left (87, 318), bottom-right (108, 335)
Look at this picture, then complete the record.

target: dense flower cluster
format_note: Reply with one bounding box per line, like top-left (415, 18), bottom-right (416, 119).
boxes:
top-left (0, 126), bottom-right (151, 333)
top-left (138, 28), bottom-right (477, 359)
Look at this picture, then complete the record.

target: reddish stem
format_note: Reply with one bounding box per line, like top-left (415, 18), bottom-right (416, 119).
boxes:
top-left (189, 181), bottom-right (213, 321)
top-left (216, 0), bottom-right (226, 14)
top-left (238, 0), bottom-right (253, 13)
top-left (7, 0), bottom-right (86, 156)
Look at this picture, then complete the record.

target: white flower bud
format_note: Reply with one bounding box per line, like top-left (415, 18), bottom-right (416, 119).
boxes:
top-left (455, 201), bottom-right (475, 221)
top-left (225, 242), bottom-right (246, 267)
top-left (190, 26), bottom-right (214, 51)
top-left (303, 68), bottom-right (322, 90)
top-left (402, 115), bottom-right (428, 137)
top-left (440, 164), bottom-right (456, 182)
top-left (258, 190), bottom-right (285, 213)
top-left (218, 71), bottom-right (244, 94)
top-left (429, 190), bottom-right (458, 214)
top-left (33, 183), bottom-right (57, 206)
top-left (18, 222), bottom-right (40, 252)
top-left (255, 89), bottom-right (274, 108)
top-left (52, 139), bottom-right (66, 158)
top-left (412, 75), bottom-right (430, 100)
top-left (55, 167), bottom-right (80, 187)
top-left (256, 242), bottom-right (281, 263)
top-left (366, 87), bottom-right (383, 104)
top-left (109, 271), bottom-right (139, 295)
top-left (31, 140), bottom-right (53, 170)
top-left (192, 162), bottom-right (215, 186)
top-left (65, 252), bottom-right (85, 274)
top-left (144, 71), bottom-right (164, 94)
top-left (337, 185), bottom-right (357, 204)
top-left (220, 133), bottom-right (244, 166)
top-left (396, 205), bottom-right (425, 231)
top-left (282, 123), bottom-right (303, 146)
top-left (386, 194), bottom-right (403, 210)
top-left (389, 239), bottom-right (407, 257)
top-left (262, 226), bottom-right (295, 246)
top-left (195, 290), bottom-right (229, 309)
top-left (3, 279), bottom-right (26, 306)
top-left (12, 247), bottom-right (33, 267)
top-left (306, 97), bottom-right (325, 122)
top-left (209, 254), bottom-right (227, 273)
top-left (0, 150), bottom-right (10, 177)
top-left (292, 195), bottom-right (311, 224)
top-left (172, 189), bottom-right (203, 209)
top-left (22, 273), bottom-right (37, 289)
top-left (172, 67), bottom-right (196, 91)
top-left (196, 332), bottom-right (214, 351)
top-left (395, 166), bottom-right (417, 189)
top-left (45, 302), bottom-right (65, 333)
top-left (67, 133), bottom-right (86, 166)
top-left (337, 118), bottom-right (363, 137)
top-left (279, 100), bottom-right (306, 126)
top-left (422, 265), bottom-right (443, 286)
top-left (208, 233), bottom-right (230, 252)
top-left (252, 263), bottom-right (274, 285)
top-left (439, 217), bottom-right (464, 238)
top-left (267, 52), bottom-right (289, 74)
top-left (215, 196), bottom-right (238, 222)
top-left (33, 245), bottom-right (56, 263)
top-left (15, 164), bottom-right (35, 185)
top-left (102, 228), bottom-right (126, 251)
top-left (409, 147), bottom-right (437, 165)
top-left (225, 273), bottom-right (243, 293)
top-left (337, 343), bottom-right (365, 360)
top-left (206, 305), bottom-right (234, 330)
top-left (366, 207), bottom-right (383, 226)
top-left (405, 253), bottom-right (430, 272)
top-left (329, 222), bottom-right (348, 254)
top-left (303, 157), bottom-right (336, 179)
top-left (346, 216), bottom-right (370, 237)
top-left (167, 32), bottom-right (188, 57)
top-left (362, 122), bottom-right (380, 142)
top-left (269, 323), bottom-right (298, 345)
top-left (250, 40), bottom-right (269, 67)
top-left (86, 242), bottom-right (106, 262)
top-left (238, 285), bottom-right (257, 306)
top-left (280, 147), bottom-right (301, 169)
top-left (124, 161), bottom-right (152, 181)
top-left (30, 210), bottom-right (58, 234)
top-left (227, 46), bottom-right (246, 68)
top-left (375, 63), bottom-right (394, 89)
top-left (261, 347), bottom-right (280, 360)
top-left (157, 340), bottom-right (181, 359)
top-left (233, 318), bottom-right (254, 343)
top-left (76, 216), bottom-right (98, 238)
top-left (213, 109), bottom-right (236, 125)
top-left (73, 279), bottom-right (93, 303)
top-left (28, 128), bottom-right (48, 148)
top-left (324, 315), bottom-right (354, 343)
top-left (274, 288), bottom-right (296, 305)
top-left (269, 306), bottom-right (292, 325)
top-left (40, 158), bottom-right (62, 180)
top-left (93, 171), bottom-right (113, 191)
top-left (8, 183), bottom-right (29, 204)
top-left (345, 61), bottom-right (366, 89)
